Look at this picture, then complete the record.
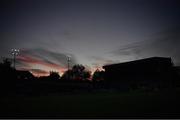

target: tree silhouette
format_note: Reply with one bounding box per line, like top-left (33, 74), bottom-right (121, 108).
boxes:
top-left (0, 58), bottom-right (16, 95)
top-left (0, 58), bottom-right (12, 70)
top-left (92, 69), bottom-right (105, 89)
top-left (48, 71), bottom-right (60, 80)
top-left (92, 69), bottom-right (104, 82)
top-left (61, 64), bottom-right (91, 81)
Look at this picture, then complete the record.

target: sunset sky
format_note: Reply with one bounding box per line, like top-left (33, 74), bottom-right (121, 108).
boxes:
top-left (1, 0), bottom-right (180, 76)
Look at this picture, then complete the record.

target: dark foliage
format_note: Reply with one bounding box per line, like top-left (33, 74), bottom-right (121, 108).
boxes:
top-left (0, 57), bottom-right (180, 97)
top-left (61, 64), bottom-right (91, 81)
top-left (48, 71), bottom-right (60, 80)
top-left (92, 69), bottom-right (104, 82)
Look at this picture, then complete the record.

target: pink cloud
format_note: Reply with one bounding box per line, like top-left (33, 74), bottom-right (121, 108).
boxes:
top-left (17, 54), bottom-right (66, 76)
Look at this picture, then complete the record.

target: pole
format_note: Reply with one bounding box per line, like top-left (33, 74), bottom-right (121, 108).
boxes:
top-left (68, 57), bottom-right (70, 71)
top-left (67, 55), bottom-right (71, 80)
top-left (11, 49), bottom-right (19, 70)
top-left (13, 53), bottom-right (15, 69)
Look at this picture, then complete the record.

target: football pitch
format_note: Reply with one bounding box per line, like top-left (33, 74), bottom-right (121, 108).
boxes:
top-left (0, 90), bottom-right (180, 118)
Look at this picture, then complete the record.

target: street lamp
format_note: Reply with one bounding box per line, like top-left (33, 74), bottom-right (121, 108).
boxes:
top-left (11, 49), bottom-right (20, 69)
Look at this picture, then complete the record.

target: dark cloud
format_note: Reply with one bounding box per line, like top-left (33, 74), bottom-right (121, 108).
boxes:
top-left (5, 48), bottom-right (78, 76)
top-left (90, 56), bottom-right (120, 68)
top-left (112, 26), bottom-right (180, 65)
top-left (90, 56), bottom-right (119, 63)
top-left (19, 48), bottom-right (77, 68)
top-left (90, 56), bottom-right (108, 62)
top-left (1, 0), bottom-right (180, 72)
top-left (0, 57), bottom-right (31, 69)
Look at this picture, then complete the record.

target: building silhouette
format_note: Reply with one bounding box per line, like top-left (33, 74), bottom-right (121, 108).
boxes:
top-left (103, 57), bottom-right (177, 90)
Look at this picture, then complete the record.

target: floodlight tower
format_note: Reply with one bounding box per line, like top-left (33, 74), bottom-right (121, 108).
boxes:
top-left (67, 55), bottom-right (71, 80)
top-left (11, 49), bottom-right (20, 69)
top-left (67, 55), bottom-right (71, 71)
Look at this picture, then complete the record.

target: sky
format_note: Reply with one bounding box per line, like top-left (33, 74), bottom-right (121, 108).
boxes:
top-left (0, 0), bottom-right (180, 76)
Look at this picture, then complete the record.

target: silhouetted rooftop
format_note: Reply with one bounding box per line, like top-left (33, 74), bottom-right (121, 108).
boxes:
top-left (103, 57), bottom-right (172, 69)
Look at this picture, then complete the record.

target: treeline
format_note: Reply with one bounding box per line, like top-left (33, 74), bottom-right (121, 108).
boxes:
top-left (0, 59), bottom-right (105, 96)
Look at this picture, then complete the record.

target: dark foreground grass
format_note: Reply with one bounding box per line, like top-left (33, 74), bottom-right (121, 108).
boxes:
top-left (0, 90), bottom-right (180, 118)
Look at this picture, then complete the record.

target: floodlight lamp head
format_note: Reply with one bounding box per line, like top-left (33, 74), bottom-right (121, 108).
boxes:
top-left (11, 49), bottom-right (20, 55)
top-left (67, 55), bottom-right (71, 61)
